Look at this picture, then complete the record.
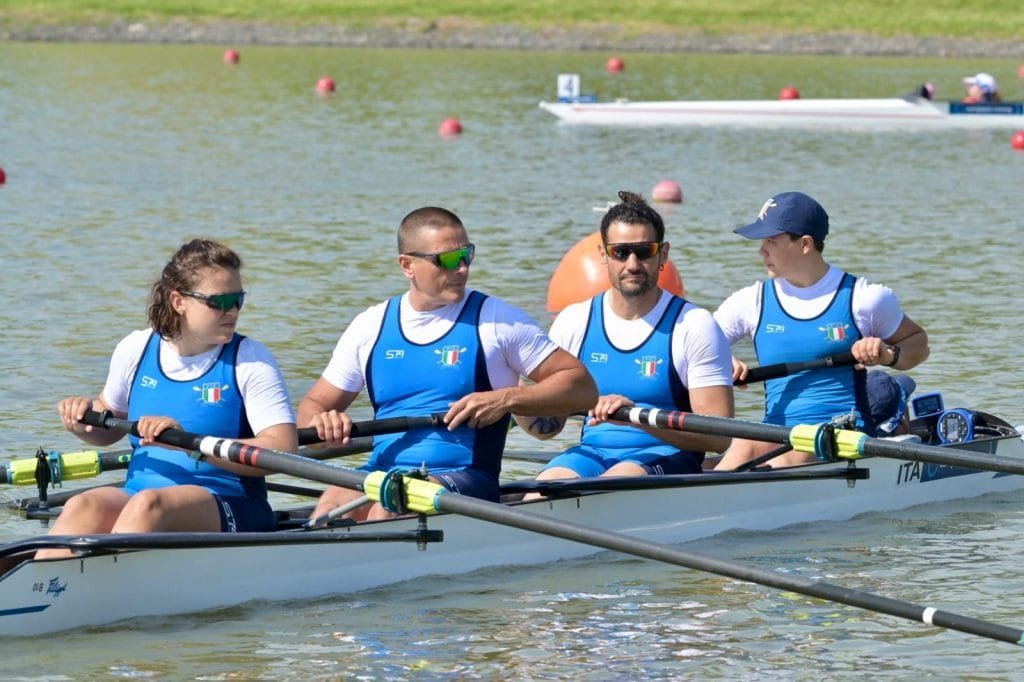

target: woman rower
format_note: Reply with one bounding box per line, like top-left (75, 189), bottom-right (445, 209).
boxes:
top-left (37, 239), bottom-right (296, 558)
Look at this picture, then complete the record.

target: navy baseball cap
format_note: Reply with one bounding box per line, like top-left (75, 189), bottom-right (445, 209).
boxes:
top-left (735, 191), bottom-right (830, 242)
top-left (867, 370), bottom-right (917, 435)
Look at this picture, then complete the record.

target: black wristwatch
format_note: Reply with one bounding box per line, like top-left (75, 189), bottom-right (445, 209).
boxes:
top-left (883, 344), bottom-right (901, 367)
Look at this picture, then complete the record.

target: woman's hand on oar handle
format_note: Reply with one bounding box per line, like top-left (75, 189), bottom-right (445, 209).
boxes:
top-left (134, 415), bottom-right (187, 450)
top-left (59, 397), bottom-right (125, 447)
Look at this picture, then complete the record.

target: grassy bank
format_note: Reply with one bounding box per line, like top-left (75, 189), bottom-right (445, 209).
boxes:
top-left (1, 0), bottom-right (1022, 40)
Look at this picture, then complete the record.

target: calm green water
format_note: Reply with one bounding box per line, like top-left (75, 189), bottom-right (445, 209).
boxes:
top-left (1, 42), bottom-right (1023, 676)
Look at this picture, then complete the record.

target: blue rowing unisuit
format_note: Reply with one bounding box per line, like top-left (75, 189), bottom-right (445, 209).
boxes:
top-left (126, 332), bottom-right (264, 500)
top-left (576, 292), bottom-right (695, 460)
top-left (754, 273), bottom-right (869, 429)
top-left (365, 291), bottom-right (509, 477)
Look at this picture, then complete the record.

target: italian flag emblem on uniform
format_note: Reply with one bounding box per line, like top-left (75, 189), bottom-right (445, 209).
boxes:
top-left (636, 355), bottom-right (663, 379)
top-left (200, 383), bottom-right (223, 404)
top-left (438, 345), bottom-right (464, 367)
top-left (822, 323), bottom-right (849, 342)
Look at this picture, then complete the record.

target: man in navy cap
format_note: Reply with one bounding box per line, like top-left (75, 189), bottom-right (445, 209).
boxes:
top-left (713, 191), bottom-right (929, 470)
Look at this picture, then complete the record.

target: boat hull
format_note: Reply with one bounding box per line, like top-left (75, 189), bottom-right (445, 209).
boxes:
top-left (538, 98), bottom-right (1024, 129)
top-left (1, 435), bottom-right (1022, 636)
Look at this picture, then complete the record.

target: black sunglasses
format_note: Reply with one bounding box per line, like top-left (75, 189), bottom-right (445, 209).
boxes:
top-left (604, 241), bottom-right (663, 262)
top-left (404, 243), bottom-right (476, 271)
top-left (182, 290), bottom-right (246, 311)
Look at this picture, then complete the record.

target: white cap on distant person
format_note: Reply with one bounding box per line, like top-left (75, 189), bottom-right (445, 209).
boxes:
top-left (963, 72), bottom-right (998, 95)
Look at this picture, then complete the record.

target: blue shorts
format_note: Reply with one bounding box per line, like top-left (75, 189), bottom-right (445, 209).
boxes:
top-left (360, 465), bottom-right (500, 503)
top-left (213, 494), bottom-right (276, 532)
top-left (544, 445), bottom-right (704, 478)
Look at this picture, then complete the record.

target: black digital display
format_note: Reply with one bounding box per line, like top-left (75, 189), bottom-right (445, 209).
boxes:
top-left (911, 392), bottom-right (944, 418)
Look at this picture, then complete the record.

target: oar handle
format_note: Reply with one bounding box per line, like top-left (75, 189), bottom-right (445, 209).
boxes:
top-left (82, 410), bottom-right (447, 448)
top-left (298, 413), bottom-right (448, 445)
top-left (737, 352), bottom-right (857, 386)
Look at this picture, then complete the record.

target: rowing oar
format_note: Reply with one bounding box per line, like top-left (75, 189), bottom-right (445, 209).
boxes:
top-left (78, 411), bottom-right (1024, 646)
top-left (736, 352), bottom-right (856, 386)
top-left (0, 412), bottom-right (447, 487)
top-left (606, 407), bottom-right (1024, 476)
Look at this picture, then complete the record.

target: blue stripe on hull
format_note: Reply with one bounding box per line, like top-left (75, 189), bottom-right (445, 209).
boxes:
top-left (0, 604), bottom-right (50, 617)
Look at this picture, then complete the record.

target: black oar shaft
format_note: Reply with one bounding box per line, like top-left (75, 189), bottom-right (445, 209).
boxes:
top-left (298, 413), bottom-right (446, 446)
top-left (435, 493), bottom-right (1024, 646)
top-left (738, 352), bottom-right (856, 386)
top-left (609, 407), bottom-right (1024, 477)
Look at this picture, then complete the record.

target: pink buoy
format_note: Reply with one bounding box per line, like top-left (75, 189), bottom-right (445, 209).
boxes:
top-left (651, 180), bottom-right (683, 204)
top-left (223, 49), bottom-right (240, 65)
top-left (1011, 130), bottom-right (1024, 150)
top-left (316, 77), bottom-right (336, 95)
top-left (606, 56), bottom-right (625, 73)
top-left (438, 118), bottom-right (463, 137)
top-left (1018, 64), bottom-right (1024, 79)
top-left (779, 86), bottom-right (800, 100)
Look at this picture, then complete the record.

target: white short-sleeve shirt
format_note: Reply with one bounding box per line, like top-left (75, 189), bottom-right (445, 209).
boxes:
top-left (713, 265), bottom-right (904, 345)
top-left (320, 289), bottom-right (559, 392)
top-left (549, 290), bottom-right (733, 389)
top-left (102, 329), bottom-right (295, 435)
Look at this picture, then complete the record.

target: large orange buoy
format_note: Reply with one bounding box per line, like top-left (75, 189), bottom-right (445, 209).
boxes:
top-left (547, 231), bottom-right (685, 313)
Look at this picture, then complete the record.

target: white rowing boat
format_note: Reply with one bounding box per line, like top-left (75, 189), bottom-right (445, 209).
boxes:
top-left (538, 76), bottom-right (1024, 129)
top-left (1, 409), bottom-right (1021, 637)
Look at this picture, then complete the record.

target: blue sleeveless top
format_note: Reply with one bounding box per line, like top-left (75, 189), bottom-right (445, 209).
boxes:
top-left (754, 273), bottom-right (869, 428)
top-left (126, 332), bottom-right (264, 499)
top-left (365, 292), bottom-right (509, 477)
top-left (578, 293), bottom-right (696, 459)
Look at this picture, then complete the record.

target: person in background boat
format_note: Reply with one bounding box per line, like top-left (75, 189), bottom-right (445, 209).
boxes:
top-left (713, 191), bottom-right (929, 470)
top-left (962, 73), bottom-right (1000, 103)
top-left (299, 206), bottom-right (597, 521)
top-left (514, 191), bottom-right (734, 486)
top-left (866, 370), bottom-right (916, 438)
top-left (38, 239), bottom-right (297, 559)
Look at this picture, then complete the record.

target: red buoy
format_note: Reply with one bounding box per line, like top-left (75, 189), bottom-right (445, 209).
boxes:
top-left (606, 57), bottom-right (625, 73)
top-left (651, 180), bottom-right (683, 204)
top-left (316, 77), bottom-right (336, 95)
top-left (0, 166), bottom-right (5, 185)
top-left (547, 231), bottom-right (685, 314)
top-left (779, 86), bottom-right (800, 100)
top-left (223, 49), bottom-right (240, 65)
top-left (438, 118), bottom-right (463, 137)
top-left (1011, 130), bottom-right (1024, 150)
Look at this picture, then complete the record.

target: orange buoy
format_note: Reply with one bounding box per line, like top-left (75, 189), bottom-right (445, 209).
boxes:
top-left (1011, 130), bottom-right (1024, 150)
top-left (651, 179), bottom-right (683, 204)
top-left (606, 56), bottom-right (625, 73)
top-left (547, 231), bottom-right (685, 313)
top-left (779, 86), bottom-right (800, 100)
top-left (223, 49), bottom-right (240, 65)
top-left (316, 77), bottom-right (336, 94)
top-left (438, 118), bottom-right (463, 137)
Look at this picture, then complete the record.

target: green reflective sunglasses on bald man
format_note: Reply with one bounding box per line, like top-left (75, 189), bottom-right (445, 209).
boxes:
top-left (405, 243), bottom-right (476, 270)
top-left (182, 290), bottom-right (246, 311)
